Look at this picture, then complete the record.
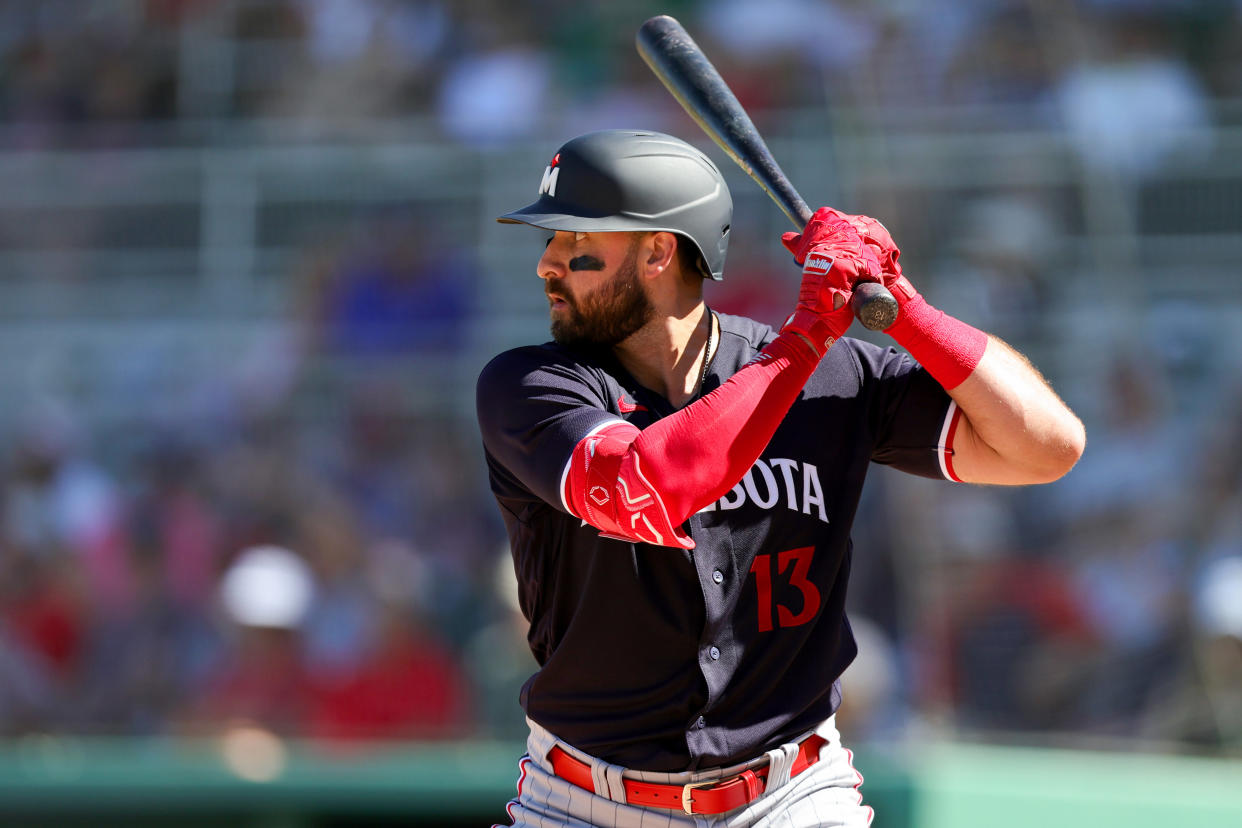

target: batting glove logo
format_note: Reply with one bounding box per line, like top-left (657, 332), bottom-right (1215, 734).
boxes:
top-left (804, 252), bottom-right (835, 277)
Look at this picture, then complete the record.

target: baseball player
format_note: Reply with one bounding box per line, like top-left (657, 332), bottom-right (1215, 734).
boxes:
top-left (476, 130), bottom-right (1085, 826)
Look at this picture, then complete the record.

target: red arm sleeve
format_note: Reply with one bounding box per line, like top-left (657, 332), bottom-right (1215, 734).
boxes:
top-left (562, 332), bottom-right (820, 549)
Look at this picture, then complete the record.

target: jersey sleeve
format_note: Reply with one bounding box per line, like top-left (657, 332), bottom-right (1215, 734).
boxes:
top-left (480, 330), bottom-right (826, 546)
top-left (476, 346), bottom-right (623, 513)
top-left (856, 341), bottom-right (962, 481)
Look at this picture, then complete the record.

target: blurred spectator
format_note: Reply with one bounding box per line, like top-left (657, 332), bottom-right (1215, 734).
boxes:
top-left (0, 6), bottom-right (177, 149)
top-left (65, 440), bottom-right (224, 735)
top-left (940, 3), bottom-right (1057, 112)
top-left (908, 486), bottom-right (1098, 733)
top-left (0, 400), bottom-right (130, 668)
top-left (697, 0), bottom-right (890, 115)
top-left (74, 530), bottom-right (222, 735)
top-left (314, 215), bottom-right (474, 357)
top-left (928, 194), bottom-right (1061, 346)
top-left (128, 440), bottom-right (224, 610)
top-left (0, 555), bottom-right (85, 692)
top-left (1044, 347), bottom-right (1191, 526)
top-left (1053, 10), bottom-right (1213, 179)
top-left (435, 6), bottom-right (551, 148)
top-left (405, 418), bottom-right (499, 581)
top-left (302, 527), bottom-right (476, 742)
top-left (463, 552), bottom-right (538, 740)
top-left (702, 0), bottom-right (877, 77)
top-left (0, 621), bottom-right (60, 735)
top-left (308, 595), bottom-right (472, 742)
top-left (557, 35), bottom-right (681, 137)
top-left (1143, 553), bottom-right (1242, 749)
top-left (1064, 508), bottom-right (1188, 735)
top-left (1, 399), bottom-right (122, 566)
top-left (263, 0), bottom-right (449, 126)
top-left (939, 548), bottom-right (1098, 732)
top-left (182, 545), bottom-right (318, 736)
top-left (295, 498), bottom-right (377, 677)
top-left (835, 614), bottom-right (905, 744)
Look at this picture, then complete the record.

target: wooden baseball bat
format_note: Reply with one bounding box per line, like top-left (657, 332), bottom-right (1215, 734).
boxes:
top-left (636, 14), bottom-right (898, 331)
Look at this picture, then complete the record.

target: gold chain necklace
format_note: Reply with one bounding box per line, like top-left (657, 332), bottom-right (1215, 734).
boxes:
top-left (696, 308), bottom-right (716, 396)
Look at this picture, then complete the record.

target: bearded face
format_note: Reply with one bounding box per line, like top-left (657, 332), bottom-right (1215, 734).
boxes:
top-left (546, 236), bottom-right (654, 348)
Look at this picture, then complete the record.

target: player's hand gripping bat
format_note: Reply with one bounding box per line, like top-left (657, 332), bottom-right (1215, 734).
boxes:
top-left (636, 15), bottom-right (898, 331)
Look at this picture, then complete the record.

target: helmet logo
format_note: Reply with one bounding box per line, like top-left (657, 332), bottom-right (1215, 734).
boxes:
top-left (539, 153), bottom-right (561, 197)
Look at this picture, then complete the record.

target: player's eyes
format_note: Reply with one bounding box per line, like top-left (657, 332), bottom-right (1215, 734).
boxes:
top-left (543, 231), bottom-right (586, 248)
top-left (544, 232), bottom-right (588, 247)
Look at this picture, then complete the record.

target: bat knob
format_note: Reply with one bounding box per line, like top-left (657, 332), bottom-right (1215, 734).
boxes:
top-left (850, 282), bottom-right (899, 331)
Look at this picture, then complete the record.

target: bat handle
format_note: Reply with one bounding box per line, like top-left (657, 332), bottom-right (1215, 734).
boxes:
top-left (791, 202), bottom-right (898, 331)
top-left (850, 282), bottom-right (898, 331)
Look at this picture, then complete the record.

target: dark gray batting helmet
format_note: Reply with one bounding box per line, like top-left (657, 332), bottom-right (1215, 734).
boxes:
top-left (497, 130), bottom-right (733, 280)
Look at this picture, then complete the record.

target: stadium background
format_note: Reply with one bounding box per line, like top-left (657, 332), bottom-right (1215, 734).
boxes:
top-left (1, 0), bottom-right (1241, 825)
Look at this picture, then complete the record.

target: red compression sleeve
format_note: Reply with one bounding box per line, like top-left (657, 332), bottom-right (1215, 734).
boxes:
top-left (563, 332), bottom-right (819, 549)
top-left (884, 295), bottom-right (988, 390)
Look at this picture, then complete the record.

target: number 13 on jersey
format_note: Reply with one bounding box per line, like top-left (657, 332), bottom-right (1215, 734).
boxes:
top-left (750, 546), bottom-right (822, 632)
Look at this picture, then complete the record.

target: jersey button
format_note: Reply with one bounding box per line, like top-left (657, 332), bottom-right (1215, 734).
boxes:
top-left (696, 716), bottom-right (706, 728)
top-left (712, 569), bottom-right (724, 584)
top-left (709, 646), bottom-right (721, 660)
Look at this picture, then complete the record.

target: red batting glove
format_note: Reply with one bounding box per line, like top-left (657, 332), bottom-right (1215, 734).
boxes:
top-left (778, 208), bottom-right (882, 356)
top-left (813, 208), bottom-right (988, 389)
top-left (803, 207), bottom-right (918, 310)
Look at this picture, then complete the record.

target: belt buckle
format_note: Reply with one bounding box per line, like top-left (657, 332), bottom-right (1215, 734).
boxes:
top-left (681, 779), bottom-right (716, 815)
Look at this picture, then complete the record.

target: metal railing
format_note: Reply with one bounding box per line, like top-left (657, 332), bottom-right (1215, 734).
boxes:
top-left (2, 115), bottom-right (1240, 437)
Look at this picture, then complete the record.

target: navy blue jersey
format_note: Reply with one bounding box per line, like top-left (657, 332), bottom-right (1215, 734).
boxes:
top-left (476, 311), bottom-right (956, 772)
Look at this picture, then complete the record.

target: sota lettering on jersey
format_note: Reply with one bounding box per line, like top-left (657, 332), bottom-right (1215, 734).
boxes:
top-left (698, 456), bottom-right (828, 523)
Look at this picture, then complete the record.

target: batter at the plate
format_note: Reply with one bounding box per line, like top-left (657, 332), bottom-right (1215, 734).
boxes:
top-left (476, 129), bottom-right (1085, 827)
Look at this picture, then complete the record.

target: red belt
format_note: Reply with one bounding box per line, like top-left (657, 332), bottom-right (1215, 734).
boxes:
top-left (548, 733), bottom-right (827, 816)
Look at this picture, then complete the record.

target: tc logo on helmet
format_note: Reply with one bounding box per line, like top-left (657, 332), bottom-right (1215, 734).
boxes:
top-left (539, 153), bottom-right (561, 197)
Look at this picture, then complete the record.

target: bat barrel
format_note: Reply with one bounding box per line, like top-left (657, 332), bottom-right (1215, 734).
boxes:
top-left (637, 15), bottom-right (810, 228)
top-left (637, 15), bottom-right (898, 332)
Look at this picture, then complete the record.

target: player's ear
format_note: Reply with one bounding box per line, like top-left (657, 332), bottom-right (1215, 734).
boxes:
top-left (642, 231), bottom-right (679, 279)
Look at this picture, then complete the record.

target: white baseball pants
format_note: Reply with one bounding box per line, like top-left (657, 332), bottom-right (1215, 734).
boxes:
top-left (495, 716), bottom-right (875, 828)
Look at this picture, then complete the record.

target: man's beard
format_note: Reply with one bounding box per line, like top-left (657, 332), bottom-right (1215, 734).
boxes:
top-left (549, 244), bottom-right (654, 348)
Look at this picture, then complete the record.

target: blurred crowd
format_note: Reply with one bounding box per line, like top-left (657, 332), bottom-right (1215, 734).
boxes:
top-left (4, 0), bottom-right (1241, 149)
top-left (2, 0), bottom-right (1242, 759)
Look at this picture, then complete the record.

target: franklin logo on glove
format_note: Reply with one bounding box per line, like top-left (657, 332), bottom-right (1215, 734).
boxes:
top-left (804, 252), bottom-right (835, 277)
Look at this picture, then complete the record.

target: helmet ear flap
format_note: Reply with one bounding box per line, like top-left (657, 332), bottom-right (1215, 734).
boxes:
top-left (695, 252), bottom-right (711, 281)
top-left (672, 233), bottom-right (708, 281)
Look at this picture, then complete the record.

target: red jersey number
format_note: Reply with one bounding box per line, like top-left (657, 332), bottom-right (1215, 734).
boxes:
top-left (750, 546), bottom-right (822, 633)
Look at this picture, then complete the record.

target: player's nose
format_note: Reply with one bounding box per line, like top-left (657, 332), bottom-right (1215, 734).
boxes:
top-left (537, 237), bottom-right (568, 281)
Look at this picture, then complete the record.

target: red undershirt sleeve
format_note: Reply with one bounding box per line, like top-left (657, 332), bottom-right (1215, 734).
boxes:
top-left (562, 333), bottom-right (821, 549)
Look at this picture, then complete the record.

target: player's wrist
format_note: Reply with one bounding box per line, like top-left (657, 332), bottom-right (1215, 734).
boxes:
top-left (885, 294), bottom-right (988, 389)
top-left (777, 308), bottom-right (842, 359)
